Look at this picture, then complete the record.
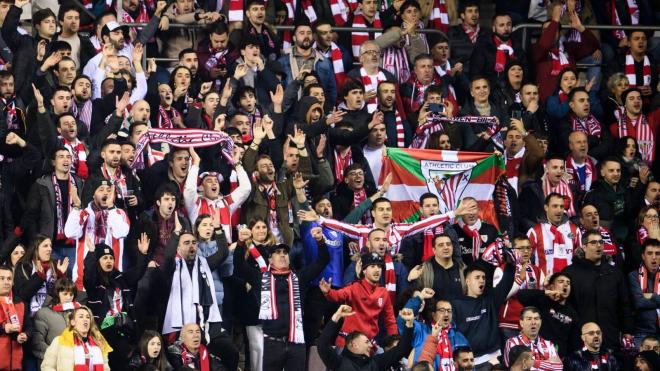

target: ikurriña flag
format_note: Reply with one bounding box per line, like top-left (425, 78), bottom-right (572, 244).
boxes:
top-left (385, 148), bottom-right (505, 228)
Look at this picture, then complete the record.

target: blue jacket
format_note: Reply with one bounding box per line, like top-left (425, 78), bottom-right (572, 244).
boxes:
top-left (628, 268), bottom-right (660, 336)
top-left (197, 239), bottom-right (233, 306)
top-left (546, 90), bottom-right (604, 122)
top-left (396, 296), bottom-right (470, 369)
top-left (277, 51), bottom-right (337, 113)
top-left (301, 221), bottom-right (345, 287)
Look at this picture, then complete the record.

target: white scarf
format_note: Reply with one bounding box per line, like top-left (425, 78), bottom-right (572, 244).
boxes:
top-left (259, 270), bottom-right (305, 344)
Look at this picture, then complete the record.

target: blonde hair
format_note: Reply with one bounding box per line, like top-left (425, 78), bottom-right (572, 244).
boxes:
top-left (68, 306), bottom-right (111, 351)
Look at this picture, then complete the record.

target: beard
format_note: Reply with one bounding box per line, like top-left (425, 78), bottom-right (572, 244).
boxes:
top-left (296, 39), bottom-right (312, 50)
top-left (496, 32), bottom-right (511, 42)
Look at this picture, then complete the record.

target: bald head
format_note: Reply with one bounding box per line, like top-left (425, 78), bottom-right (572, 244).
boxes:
top-left (581, 322), bottom-right (602, 352)
top-left (568, 131), bottom-right (588, 161)
top-left (130, 100), bottom-right (151, 124)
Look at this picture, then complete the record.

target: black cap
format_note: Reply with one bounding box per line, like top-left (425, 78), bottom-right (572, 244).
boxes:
top-left (268, 243), bottom-right (290, 256)
top-left (360, 252), bottom-right (384, 271)
top-left (94, 243), bottom-right (114, 261)
top-left (101, 21), bottom-right (128, 38)
top-left (82, 177), bottom-right (111, 206)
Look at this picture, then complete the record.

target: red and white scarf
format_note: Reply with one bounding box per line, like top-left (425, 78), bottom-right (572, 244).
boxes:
top-left (505, 147), bottom-right (525, 193)
top-left (436, 324), bottom-right (455, 370)
top-left (334, 148), bottom-right (353, 183)
top-left (248, 243), bottom-right (268, 272)
top-left (1, 97), bottom-right (17, 130)
top-left (618, 110), bottom-right (655, 163)
top-left (566, 154), bottom-right (596, 194)
top-left (52, 301), bottom-right (81, 312)
top-left (625, 53), bottom-right (652, 88)
top-left (300, 0), bottom-right (317, 22)
top-left (494, 37), bottom-right (514, 73)
top-left (360, 67), bottom-right (387, 113)
top-left (429, 0), bottom-right (449, 33)
top-left (558, 90), bottom-right (569, 103)
top-left (351, 12), bottom-right (382, 61)
top-left (121, 2), bottom-right (150, 39)
top-left (70, 99), bottom-right (93, 132)
top-left (0, 292), bottom-right (21, 332)
top-left (63, 139), bottom-right (89, 180)
top-left (74, 336), bottom-right (105, 371)
top-left (383, 254), bottom-right (396, 303)
top-left (53, 173), bottom-right (75, 241)
top-left (584, 347), bottom-right (609, 370)
top-left (434, 61), bottom-right (457, 101)
top-left (570, 113), bottom-right (602, 138)
top-left (228, 0), bottom-right (243, 22)
top-left (392, 109), bottom-right (405, 147)
top-left (317, 42), bottom-right (347, 88)
top-left (639, 264), bottom-right (660, 326)
top-left (543, 175), bottom-right (576, 217)
top-left (422, 225), bottom-right (445, 262)
top-left (408, 73), bottom-right (441, 113)
top-left (462, 23), bottom-right (480, 44)
top-left (102, 163), bottom-right (128, 197)
top-left (638, 226), bottom-right (649, 245)
top-left (382, 46), bottom-right (410, 84)
top-left (259, 182), bottom-right (279, 231)
top-left (611, 0), bottom-right (639, 39)
top-left (157, 105), bottom-right (181, 129)
top-left (458, 218), bottom-right (483, 262)
top-left (181, 343), bottom-right (210, 371)
top-left (259, 269), bottom-right (305, 343)
top-left (549, 40), bottom-right (570, 76)
top-left (329, 0), bottom-right (350, 26)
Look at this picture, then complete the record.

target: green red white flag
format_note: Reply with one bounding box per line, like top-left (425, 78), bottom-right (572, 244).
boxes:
top-left (385, 148), bottom-right (505, 227)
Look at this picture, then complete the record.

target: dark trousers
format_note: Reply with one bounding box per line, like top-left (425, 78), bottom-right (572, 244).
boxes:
top-left (263, 337), bottom-right (306, 371)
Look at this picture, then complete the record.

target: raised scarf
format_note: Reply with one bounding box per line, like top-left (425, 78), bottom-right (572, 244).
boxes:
top-left (383, 253), bottom-right (396, 303)
top-left (352, 11), bottom-right (382, 61)
top-left (639, 264), bottom-right (660, 327)
top-left (0, 292), bottom-right (21, 331)
top-left (570, 113), bottom-right (602, 137)
top-left (429, 0), bottom-right (449, 32)
top-left (329, 0), bottom-right (350, 26)
top-left (259, 269), bottom-right (305, 344)
top-left (549, 39), bottom-right (570, 76)
top-left (53, 173), bottom-right (75, 241)
top-left (382, 46), bottom-right (410, 84)
top-left (157, 105), bottom-right (181, 129)
top-left (334, 148), bottom-right (352, 183)
top-left (459, 218), bottom-right (483, 262)
top-left (422, 225), bottom-right (445, 262)
top-left (248, 243), bottom-right (268, 272)
top-left (360, 67), bottom-right (387, 113)
top-left (436, 324), bottom-right (454, 369)
top-left (71, 99), bottom-right (93, 131)
top-left (618, 110), bottom-right (655, 163)
top-left (543, 175), bottom-right (576, 217)
top-left (625, 53), bottom-right (652, 88)
top-left (73, 335), bottom-right (105, 371)
top-left (181, 343), bottom-right (210, 371)
top-left (493, 37), bottom-right (514, 73)
top-left (228, 0), bottom-right (243, 22)
top-left (63, 138), bottom-right (89, 180)
top-left (411, 116), bottom-right (444, 149)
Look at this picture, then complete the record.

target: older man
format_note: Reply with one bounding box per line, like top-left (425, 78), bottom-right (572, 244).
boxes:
top-left (564, 322), bottom-right (620, 370)
top-left (347, 41), bottom-right (397, 113)
top-left (167, 323), bottom-right (223, 370)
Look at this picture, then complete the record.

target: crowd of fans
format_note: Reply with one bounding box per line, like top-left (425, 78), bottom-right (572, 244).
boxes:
top-left (0, 0), bottom-right (658, 369)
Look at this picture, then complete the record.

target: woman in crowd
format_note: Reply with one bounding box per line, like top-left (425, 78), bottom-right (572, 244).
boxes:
top-left (603, 73), bottom-right (629, 126)
top-left (129, 330), bottom-right (172, 370)
top-left (41, 306), bottom-right (112, 371)
top-left (0, 234), bottom-right (25, 269)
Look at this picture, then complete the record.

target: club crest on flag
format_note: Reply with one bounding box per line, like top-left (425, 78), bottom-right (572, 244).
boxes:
top-left (420, 160), bottom-right (474, 213)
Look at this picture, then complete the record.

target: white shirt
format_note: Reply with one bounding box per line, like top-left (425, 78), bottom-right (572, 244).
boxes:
top-left (363, 145), bottom-right (385, 185)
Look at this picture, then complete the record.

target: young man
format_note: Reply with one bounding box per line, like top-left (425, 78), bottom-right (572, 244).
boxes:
top-left (349, 0), bottom-right (382, 61)
top-left (503, 307), bottom-right (563, 370)
top-left (314, 20), bottom-right (351, 90)
top-left (559, 87), bottom-right (611, 161)
top-left (470, 12), bottom-right (527, 82)
top-left (447, 1), bottom-right (487, 75)
top-left (610, 88), bottom-right (658, 164)
top-left (629, 239), bottom-right (660, 346)
top-left (378, 81), bottom-right (410, 148)
top-left (54, 4), bottom-right (96, 68)
top-left (197, 22), bottom-right (231, 88)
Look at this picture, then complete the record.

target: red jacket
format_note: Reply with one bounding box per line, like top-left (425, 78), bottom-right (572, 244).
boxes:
top-left (0, 300), bottom-right (25, 370)
top-left (530, 21), bottom-right (600, 101)
top-left (324, 279), bottom-right (397, 347)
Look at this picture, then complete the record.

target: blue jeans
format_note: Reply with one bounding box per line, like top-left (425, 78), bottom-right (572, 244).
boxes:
top-left (51, 240), bottom-right (76, 279)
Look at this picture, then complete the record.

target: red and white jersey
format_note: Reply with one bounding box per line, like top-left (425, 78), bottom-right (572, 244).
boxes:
top-left (320, 211), bottom-right (454, 254)
top-left (184, 164), bottom-right (251, 241)
top-left (528, 221), bottom-right (581, 275)
top-left (504, 334), bottom-right (562, 370)
top-left (64, 204), bottom-right (130, 290)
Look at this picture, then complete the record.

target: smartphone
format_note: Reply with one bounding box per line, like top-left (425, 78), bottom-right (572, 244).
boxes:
top-left (428, 103), bottom-right (445, 114)
top-left (511, 110), bottom-right (522, 120)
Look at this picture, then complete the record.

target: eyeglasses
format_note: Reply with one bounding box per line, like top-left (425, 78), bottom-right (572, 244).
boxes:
top-left (582, 330), bottom-right (602, 336)
top-left (361, 50), bottom-right (379, 56)
top-left (435, 308), bottom-right (452, 314)
top-left (586, 240), bottom-right (604, 246)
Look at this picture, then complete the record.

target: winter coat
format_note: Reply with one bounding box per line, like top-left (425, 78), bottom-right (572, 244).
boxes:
top-left (563, 348), bottom-right (620, 371)
top-left (31, 306), bottom-right (70, 360)
top-left (0, 296), bottom-right (30, 370)
top-left (278, 50), bottom-right (337, 113)
top-left (197, 236), bottom-right (233, 306)
top-left (41, 328), bottom-right (111, 371)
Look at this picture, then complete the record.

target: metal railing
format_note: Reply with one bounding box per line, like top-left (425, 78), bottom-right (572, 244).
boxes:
top-left (512, 23), bottom-right (660, 48)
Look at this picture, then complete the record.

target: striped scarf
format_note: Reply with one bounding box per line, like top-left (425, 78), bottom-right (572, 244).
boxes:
top-left (300, 0), bottom-right (317, 23)
top-left (317, 42), bottom-right (347, 88)
top-left (393, 109), bottom-right (405, 147)
top-left (611, 0), bottom-right (639, 40)
top-left (352, 12), bottom-right (382, 61)
top-left (458, 218), bottom-right (482, 262)
top-left (181, 343), bottom-right (210, 371)
top-left (434, 61), bottom-right (457, 101)
top-left (566, 154), bottom-right (596, 194)
top-left (639, 264), bottom-right (660, 327)
top-left (422, 225), bottom-right (445, 262)
top-left (570, 113), bottom-right (602, 137)
top-left (53, 173), bottom-right (74, 241)
top-left (1, 97), bottom-right (17, 130)
top-left (429, 0), bottom-right (449, 33)
top-left (249, 243), bottom-right (268, 272)
top-left (228, 0), bottom-right (243, 22)
top-left (625, 53), bottom-right (652, 87)
top-left (494, 37), bottom-right (514, 73)
top-left (383, 253), bottom-right (396, 304)
top-left (334, 148), bottom-right (352, 183)
top-left (71, 99), bottom-right (93, 132)
top-left (618, 110), bottom-right (655, 163)
top-left (259, 269), bottom-right (305, 343)
top-left (549, 39), bottom-right (570, 76)
top-left (543, 175), bottom-right (576, 217)
top-left (360, 67), bottom-right (387, 113)
top-left (329, 0), bottom-right (350, 26)
top-left (63, 139), bottom-right (89, 180)
top-left (121, 3), bottom-right (150, 39)
top-left (382, 47), bottom-right (410, 84)
top-left (505, 147), bottom-right (525, 193)
top-left (157, 105), bottom-right (181, 129)
top-left (74, 336), bottom-right (105, 371)
top-left (462, 23), bottom-right (480, 44)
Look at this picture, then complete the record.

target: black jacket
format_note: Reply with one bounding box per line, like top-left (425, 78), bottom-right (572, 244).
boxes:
top-left (318, 318), bottom-right (413, 371)
top-left (563, 348), bottom-right (621, 371)
top-left (583, 179), bottom-right (643, 244)
top-left (563, 257), bottom-right (634, 351)
top-left (518, 178), bottom-right (579, 232)
top-left (330, 182), bottom-right (377, 222)
top-left (470, 34), bottom-right (527, 84)
top-left (447, 25), bottom-right (490, 75)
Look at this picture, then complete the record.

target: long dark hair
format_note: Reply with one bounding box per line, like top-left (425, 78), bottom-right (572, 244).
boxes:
top-left (18, 234), bottom-right (54, 270)
top-left (137, 330), bottom-right (169, 370)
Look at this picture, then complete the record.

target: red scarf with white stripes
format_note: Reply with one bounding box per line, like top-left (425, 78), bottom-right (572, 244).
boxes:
top-left (570, 113), bottom-right (602, 138)
top-left (180, 343), bottom-right (210, 371)
top-left (585, 347), bottom-right (609, 370)
top-left (462, 23), bottom-right (480, 44)
top-left (382, 46), bottom-right (410, 84)
top-left (198, 196), bottom-right (232, 241)
top-left (611, 0), bottom-right (639, 39)
top-left (53, 173), bottom-right (75, 241)
top-left (422, 225), bottom-right (445, 262)
top-left (429, 0), bottom-right (449, 32)
top-left (329, 0), bottom-right (350, 26)
top-left (543, 175), bottom-right (576, 217)
top-left (228, 0), bottom-right (243, 22)
top-left (353, 188), bottom-right (372, 225)
top-left (460, 219), bottom-right (482, 262)
top-left (639, 264), bottom-right (660, 326)
top-left (625, 53), bottom-right (652, 87)
top-left (259, 182), bottom-right (279, 230)
top-left (1, 97), bottom-right (17, 130)
top-left (549, 40), bottom-right (570, 76)
top-left (360, 67), bottom-right (387, 113)
top-left (52, 301), bottom-right (81, 312)
top-left (74, 336), bottom-right (105, 371)
top-left (334, 148), bottom-right (352, 183)
top-left (157, 105), bottom-right (181, 129)
top-left (351, 12), bottom-right (382, 61)
top-left (638, 226), bottom-right (649, 245)
top-left (393, 109), bottom-right (405, 147)
top-left (493, 37), bottom-right (514, 73)
top-left (319, 42), bottom-right (347, 88)
top-left (248, 243), bottom-right (268, 272)
top-left (436, 324), bottom-right (454, 369)
top-left (63, 139), bottom-right (89, 180)
top-left (549, 224), bottom-right (569, 272)
top-left (434, 61), bottom-right (457, 101)
top-left (101, 163), bottom-right (127, 197)
top-left (383, 253), bottom-right (396, 303)
top-left (121, 2), bottom-right (150, 39)
top-left (618, 110), bottom-right (655, 163)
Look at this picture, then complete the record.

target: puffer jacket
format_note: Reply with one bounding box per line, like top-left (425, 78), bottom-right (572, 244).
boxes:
top-left (41, 329), bottom-right (111, 371)
top-left (197, 236), bottom-right (233, 306)
top-left (31, 306), bottom-right (71, 360)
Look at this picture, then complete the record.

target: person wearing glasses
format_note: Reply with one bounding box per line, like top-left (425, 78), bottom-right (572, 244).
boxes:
top-left (564, 322), bottom-right (621, 371)
top-left (563, 230), bottom-right (634, 354)
top-left (628, 239), bottom-right (660, 348)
